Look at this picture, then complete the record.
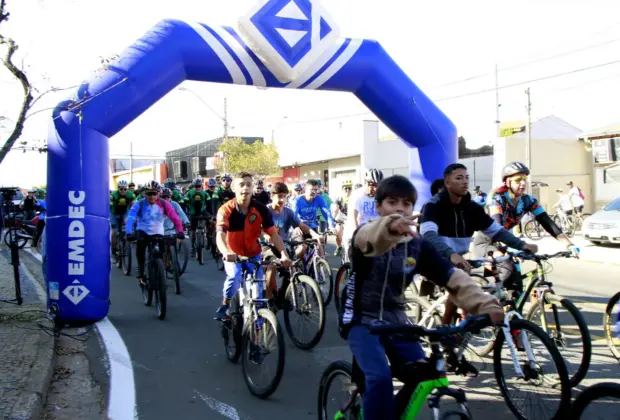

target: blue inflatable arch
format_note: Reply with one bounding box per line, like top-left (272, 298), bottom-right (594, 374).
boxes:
top-left (47, 18), bottom-right (456, 325)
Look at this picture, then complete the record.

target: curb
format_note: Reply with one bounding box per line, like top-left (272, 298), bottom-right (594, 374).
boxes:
top-left (6, 249), bottom-right (56, 420)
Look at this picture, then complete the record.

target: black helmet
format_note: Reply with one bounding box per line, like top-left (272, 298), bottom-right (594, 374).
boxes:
top-left (161, 188), bottom-right (172, 198)
top-left (364, 169), bottom-right (384, 184)
top-left (192, 178), bottom-right (203, 187)
top-left (501, 162), bottom-right (530, 181)
top-left (255, 179), bottom-right (264, 187)
top-left (164, 178), bottom-right (175, 188)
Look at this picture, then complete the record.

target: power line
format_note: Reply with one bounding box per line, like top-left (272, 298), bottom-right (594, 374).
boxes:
top-left (429, 35), bottom-right (620, 90)
top-left (435, 58), bottom-right (620, 102)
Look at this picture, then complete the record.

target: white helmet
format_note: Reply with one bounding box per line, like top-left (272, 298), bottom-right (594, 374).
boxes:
top-left (117, 180), bottom-right (129, 188)
top-left (364, 169), bottom-right (384, 184)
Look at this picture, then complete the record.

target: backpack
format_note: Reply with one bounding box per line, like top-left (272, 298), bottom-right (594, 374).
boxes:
top-left (577, 187), bottom-right (585, 200)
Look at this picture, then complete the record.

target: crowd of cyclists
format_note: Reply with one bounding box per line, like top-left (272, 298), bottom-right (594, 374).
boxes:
top-left (104, 160), bottom-right (620, 420)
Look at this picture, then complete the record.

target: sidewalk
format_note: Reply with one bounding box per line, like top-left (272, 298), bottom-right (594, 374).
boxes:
top-left (524, 233), bottom-right (620, 265)
top-left (0, 247), bottom-right (55, 420)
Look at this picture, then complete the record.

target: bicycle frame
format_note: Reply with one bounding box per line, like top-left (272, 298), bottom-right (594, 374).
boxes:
top-left (236, 261), bottom-right (269, 334)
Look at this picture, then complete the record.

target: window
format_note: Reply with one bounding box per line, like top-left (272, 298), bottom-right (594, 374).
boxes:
top-left (604, 197), bottom-right (620, 211)
top-left (604, 164), bottom-right (620, 184)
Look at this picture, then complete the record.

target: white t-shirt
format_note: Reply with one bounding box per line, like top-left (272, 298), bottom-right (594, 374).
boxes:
top-left (343, 189), bottom-right (378, 244)
top-left (568, 186), bottom-right (585, 208)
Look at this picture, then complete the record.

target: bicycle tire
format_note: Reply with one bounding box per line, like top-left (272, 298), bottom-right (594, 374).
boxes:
top-left (178, 240), bottom-right (189, 276)
top-left (524, 219), bottom-right (544, 241)
top-left (116, 241), bottom-right (123, 269)
top-left (571, 382), bottom-right (620, 419)
top-left (224, 293), bottom-right (243, 363)
top-left (440, 411), bottom-right (472, 420)
top-left (312, 258), bottom-right (333, 306)
top-left (154, 258), bottom-right (167, 320)
top-left (334, 263), bottom-right (350, 316)
top-left (409, 295), bottom-right (442, 330)
top-left (317, 360), bottom-right (359, 420)
top-left (493, 318), bottom-right (571, 420)
top-left (4, 228), bottom-right (28, 249)
top-left (526, 294), bottom-right (592, 387)
top-left (196, 231), bottom-right (204, 265)
top-left (143, 263), bottom-right (153, 307)
top-left (170, 244), bottom-right (181, 295)
top-left (283, 274), bottom-right (325, 350)
top-left (604, 291), bottom-right (620, 363)
top-left (241, 308), bottom-right (285, 398)
top-left (122, 241), bottom-right (132, 276)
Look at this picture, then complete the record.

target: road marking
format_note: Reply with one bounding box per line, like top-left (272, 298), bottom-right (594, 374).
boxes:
top-left (193, 389), bottom-right (241, 420)
top-left (24, 248), bottom-right (138, 420)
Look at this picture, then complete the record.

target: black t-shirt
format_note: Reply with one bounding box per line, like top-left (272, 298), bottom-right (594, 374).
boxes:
top-left (23, 196), bottom-right (36, 211)
top-left (253, 190), bottom-right (271, 205)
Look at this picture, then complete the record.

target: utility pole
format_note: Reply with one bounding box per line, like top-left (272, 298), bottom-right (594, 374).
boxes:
top-left (525, 88), bottom-right (532, 193)
top-left (223, 98), bottom-right (229, 140)
top-left (494, 63), bottom-right (500, 139)
top-left (129, 142), bottom-right (134, 183)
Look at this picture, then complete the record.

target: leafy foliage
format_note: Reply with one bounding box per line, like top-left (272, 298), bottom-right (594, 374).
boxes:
top-left (215, 137), bottom-right (280, 178)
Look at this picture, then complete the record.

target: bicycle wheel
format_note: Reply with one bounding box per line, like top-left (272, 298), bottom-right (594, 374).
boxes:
top-left (169, 244), bottom-right (181, 295)
top-left (241, 308), bottom-right (285, 398)
top-left (467, 274), bottom-right (499, 357)
top-left (333, 263), bottom-right (350, 316)
top-left (604, 291), bottom-right (620, 363)
top-left (4, 228), bottom-right (29, 248)
top-left (223, 293), bottom-right (243, 363)
top-left (196, 231), bottom-right (204, 265)
top-left (143, 262), bottom-right (153, 307)
top-left (153, 258), bottom-right (167, 320)
top-left (524, 219), bottom-right (545, 241)
top-left (283, 274), bottom-right (325, 350)
top-left (571, 382), bottom-right (620, 420)
top-left (409, 295), bottom-right (442, 330)
top-left (178, 240), bottom-right (189, 276)
top-left (312, 258), bottom-right (333, 306)
top-left (116, 241), bottom-right (123, 269)
top-left (317, 360), bottom-right (362, 420)
top-left (526, 294), bottom-right (592, 387)
top-left (493, 318), bottom-right (571, 420)
top-left (122, 240), bottom-right (132, 276)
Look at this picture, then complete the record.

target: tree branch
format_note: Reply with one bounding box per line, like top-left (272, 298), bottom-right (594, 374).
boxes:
top-left (29, 84), bottom-right (78, 112)
top-left (0, 32), bottom-right (34, 164)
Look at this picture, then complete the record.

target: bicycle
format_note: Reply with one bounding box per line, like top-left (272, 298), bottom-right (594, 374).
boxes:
top-left (163, 234), bottom-right (184, 295)
top-left (262, 240), bottom-right (326, 350)
top-left (410, 287), bottom-right (572, 420)
top-left (217, 257), bottom-right (285, 398)
top-left (293, 235), bottom-right (334, 305)
top-left (192, 215), bottom-right (208, 265)
top-left (603, 291), bottom-right (620, 363)
top-left (114, 221), bottom-right (132, 276)
top-left (137, 234), bottom-right (176, 320)
top-left (318, 315), bottom-right (496, 420)
top-left (466, 249), bottom-right (591, 388)
top-left (570, 382), bottom-right (620, 419)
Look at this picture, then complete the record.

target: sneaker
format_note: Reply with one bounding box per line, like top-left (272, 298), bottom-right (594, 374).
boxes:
top-left (214, 304), bottom-right (230, 320)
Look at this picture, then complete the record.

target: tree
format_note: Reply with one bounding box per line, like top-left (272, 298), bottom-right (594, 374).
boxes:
top-left (215, 137), bottom-right (280, 178)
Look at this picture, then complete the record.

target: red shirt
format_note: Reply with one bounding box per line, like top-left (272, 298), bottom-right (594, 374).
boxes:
top-left (217, 199), bottom-right (276, 257)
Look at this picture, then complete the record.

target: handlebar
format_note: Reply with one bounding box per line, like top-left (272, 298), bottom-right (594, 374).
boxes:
top-left (237, 256), bottom-right (281, 267)
top-left (368, 314), bottom-right (494, 341)
top-left (496, 245), bottom-right (572, 262)
top-left (467, 255), bottom-right (512, 268)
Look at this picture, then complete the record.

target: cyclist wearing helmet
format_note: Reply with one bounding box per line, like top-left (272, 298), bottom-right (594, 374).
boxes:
top-left (185, 178), bottom-right (212, 256)
top-left (110, 180), bottom-right (135, 256)
top-left (252, 179), bottom-right (271, 205)
top-left (342, 169), bottom-right (384, 256)
top-left (211, 173), bottom-right (235, 213)
top-left (287, 183), bottom-right (302, 207)
top-left (206, 178), bottom-right (218, 199)
top-left (161, 188), bottom-right (189, 235)
top-left (164, 178), bottom-right (185, 207)
top-left (315, 179), bottom-right (333, 233)
top-left (126, 181), bottom-right (184, 285)
top-left (472, 162), bottom-right (578, 288)
top-left (332, 181), bottom-right (353, 255)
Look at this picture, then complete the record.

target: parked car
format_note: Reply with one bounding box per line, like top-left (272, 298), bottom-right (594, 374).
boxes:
top-left (583, 197), bottom-right (620, 245)
top-left (0, 186), bottom-right (24, 207)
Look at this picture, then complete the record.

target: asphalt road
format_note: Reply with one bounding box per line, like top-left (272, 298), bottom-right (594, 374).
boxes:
top-left (101, 240), bottom-right (620, 420)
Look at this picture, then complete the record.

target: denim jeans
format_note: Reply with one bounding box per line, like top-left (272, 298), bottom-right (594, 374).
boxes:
top-left (347, 324), bottom-right (425, 420)
top-left (223, 255), bottom-right (263, 300)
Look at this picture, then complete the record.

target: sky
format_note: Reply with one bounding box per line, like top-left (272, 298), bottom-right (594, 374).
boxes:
top-left (1, 0), bottom-right (620, 186)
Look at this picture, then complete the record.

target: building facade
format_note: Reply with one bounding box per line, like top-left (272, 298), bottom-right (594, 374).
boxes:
top-left (580, 123), bottom-right (620, 210)
top-left (165, 136), bottom-right (263, 187)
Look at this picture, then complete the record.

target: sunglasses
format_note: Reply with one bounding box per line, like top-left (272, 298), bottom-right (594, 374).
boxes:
top-left (256, 187), bottom-right (264, 190)
top-left (146, 192), bottom-right (158, 196)
top-left (119, 188), bottom-right (127, 191)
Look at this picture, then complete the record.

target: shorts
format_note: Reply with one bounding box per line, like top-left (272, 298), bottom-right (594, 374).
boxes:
top-left (261, 245), bottom-right (281, 261)
top-left (471, 231), bottom-right (522, 292)
top-left (109, 214), bottom-right (126, 229)
top-left (290, 227), bottom-right (316, 243)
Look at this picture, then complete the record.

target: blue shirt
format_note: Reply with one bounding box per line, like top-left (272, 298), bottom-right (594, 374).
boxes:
top-left (164, 200), bottom-right (189, 233)
top-left (472, 192), bottom-right (487, 206)
top-left (269, 205), bottom-right (300, 241)
top-left (293, 195), bottom-right (335, 229)
top-left (37, 199), bottom-right (47, 221)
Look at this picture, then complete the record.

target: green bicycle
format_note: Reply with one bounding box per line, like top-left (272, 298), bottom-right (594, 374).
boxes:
top-left (317, 315), bottom-right (494, 420)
